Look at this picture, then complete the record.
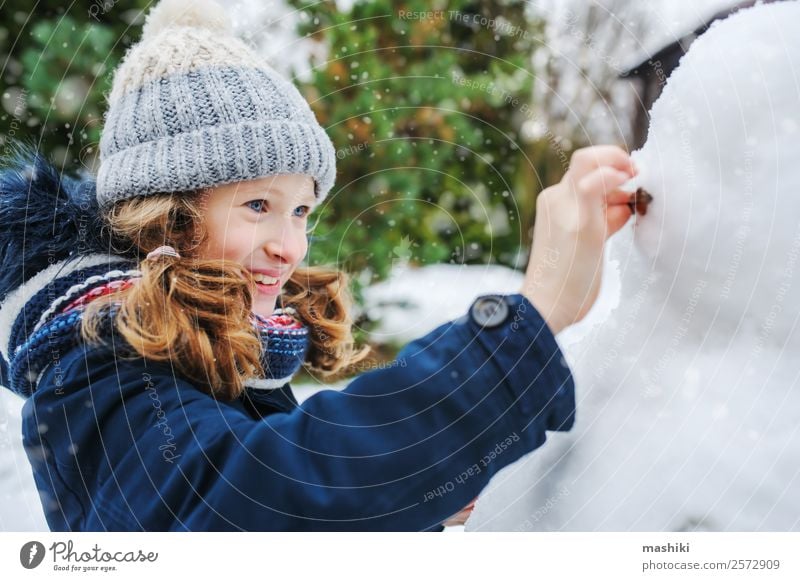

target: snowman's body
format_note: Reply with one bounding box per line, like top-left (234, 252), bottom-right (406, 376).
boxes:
top-left (467, 2), bottom-right (800, 531)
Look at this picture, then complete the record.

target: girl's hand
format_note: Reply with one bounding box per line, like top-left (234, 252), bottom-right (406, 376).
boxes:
top-left (442, 497), bottom-right (478, 527)
top-left (521, 145), bottom-right (636, 334)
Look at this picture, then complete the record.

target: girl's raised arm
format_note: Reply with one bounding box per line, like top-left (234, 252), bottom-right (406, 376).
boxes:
top-left (23, 289), bottom-right (571, 531)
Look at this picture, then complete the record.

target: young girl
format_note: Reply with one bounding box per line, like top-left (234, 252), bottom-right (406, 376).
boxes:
top-left (0, 0), bottom-right (636, 531)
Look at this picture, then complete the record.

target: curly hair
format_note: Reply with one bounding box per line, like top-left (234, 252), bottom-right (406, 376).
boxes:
top-left (80, 190), bottom-right (370, 401)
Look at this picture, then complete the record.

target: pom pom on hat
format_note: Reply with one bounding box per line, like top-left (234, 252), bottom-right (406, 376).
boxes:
top-left (141, 0), bottom-right (232, 41)
top-left (0, 142), bottom-right (108, 302)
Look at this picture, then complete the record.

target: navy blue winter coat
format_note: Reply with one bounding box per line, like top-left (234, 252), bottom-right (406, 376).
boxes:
top-left (20, 293), bottom-right (574, 531)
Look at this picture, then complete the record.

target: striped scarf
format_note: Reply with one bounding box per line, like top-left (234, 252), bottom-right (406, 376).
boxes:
top-left (0, 254), bottom-right (309, 398)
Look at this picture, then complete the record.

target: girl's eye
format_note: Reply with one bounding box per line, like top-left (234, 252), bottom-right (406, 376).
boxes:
top-left (293, 205), bottom-right (311, 218)
top-left (245, 200), bottom-right (311, 218)
top-left (246, 199), bottom-right (267, 213)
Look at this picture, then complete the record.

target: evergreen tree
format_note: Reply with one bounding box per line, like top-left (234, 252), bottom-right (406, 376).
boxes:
top-left (0, 1), bottom-right (150, 170)
top-left (288, 0), bottom-right (553, 295)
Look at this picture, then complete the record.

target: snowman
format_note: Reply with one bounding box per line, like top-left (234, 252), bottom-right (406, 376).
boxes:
top-left (467, 1), bottom-right (800, 531)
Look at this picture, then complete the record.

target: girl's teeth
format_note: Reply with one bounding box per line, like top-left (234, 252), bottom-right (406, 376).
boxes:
top-left (253, 274), bottom-right (279, 284)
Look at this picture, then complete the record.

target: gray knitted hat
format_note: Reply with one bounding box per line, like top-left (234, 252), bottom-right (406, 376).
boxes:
top-left (96, 0), bottom-right (336, 210)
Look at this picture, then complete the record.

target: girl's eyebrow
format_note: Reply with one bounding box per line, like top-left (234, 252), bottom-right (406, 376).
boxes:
top-left (239, 185), bottom-right (316, 205)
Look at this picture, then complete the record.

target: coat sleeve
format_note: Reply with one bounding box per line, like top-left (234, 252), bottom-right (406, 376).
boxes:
top-left (23, 293), bottom-right (575, 531)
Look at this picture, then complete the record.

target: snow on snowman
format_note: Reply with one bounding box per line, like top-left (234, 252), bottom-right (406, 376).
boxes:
top-left (467, 1), bottom-right (800, 531)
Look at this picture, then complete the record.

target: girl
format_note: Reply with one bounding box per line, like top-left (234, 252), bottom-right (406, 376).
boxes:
top-left (0, 0), bottom-right (636, 531)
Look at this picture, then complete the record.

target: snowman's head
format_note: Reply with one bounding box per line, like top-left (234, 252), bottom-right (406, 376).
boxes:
top-left (619, 1), bottom-right (800, 344)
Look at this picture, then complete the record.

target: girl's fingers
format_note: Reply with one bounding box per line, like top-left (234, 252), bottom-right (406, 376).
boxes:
top-left (606, 189), bottom-right (633, 206)
top-left (568, 145), bottom-right (636, 180)
top-left (575, 166), bottom-right (634, 200)
top-left (607, 203), bottom-right (634, 236)
top-left (443, 508), bottom-right (473, 526)
top-left (574, 167), bottom-right (637, 237)
top-left (442, 497), bottom-right (478, 526)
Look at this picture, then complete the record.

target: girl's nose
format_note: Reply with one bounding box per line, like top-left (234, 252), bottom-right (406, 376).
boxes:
top-left (261, 228), bottom-right (306, 266)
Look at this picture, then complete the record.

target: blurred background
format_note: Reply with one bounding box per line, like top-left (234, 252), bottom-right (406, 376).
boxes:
top-left (0, 0), bottom-right (756, 530)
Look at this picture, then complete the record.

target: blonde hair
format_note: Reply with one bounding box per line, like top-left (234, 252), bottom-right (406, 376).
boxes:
top-left (80, 190), bottom-right (370, 401)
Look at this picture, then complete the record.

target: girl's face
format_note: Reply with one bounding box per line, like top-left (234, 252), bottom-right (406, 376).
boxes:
top-left (200, 173), bottom-right (317, 317)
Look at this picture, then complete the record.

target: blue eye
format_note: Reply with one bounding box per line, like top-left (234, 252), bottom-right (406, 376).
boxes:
top-left (293, 205), bottom-right (311, 218)
top-left (246, 199), bottom-right (311, 218)
top-left (246, 199), bottom-right (267, 213)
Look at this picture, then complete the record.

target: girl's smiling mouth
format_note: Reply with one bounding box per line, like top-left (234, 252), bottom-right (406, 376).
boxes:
top-left (252, 272), bottom-right (280, 285)
top-left (248, 269), bottom-right (285, 296)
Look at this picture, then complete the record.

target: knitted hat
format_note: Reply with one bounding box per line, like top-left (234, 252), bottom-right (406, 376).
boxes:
top-left (96, 0), bottom-right (336, 210)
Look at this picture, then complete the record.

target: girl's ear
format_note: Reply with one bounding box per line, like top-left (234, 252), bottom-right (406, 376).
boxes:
top-left (173, 190), bottom-right (210, 257)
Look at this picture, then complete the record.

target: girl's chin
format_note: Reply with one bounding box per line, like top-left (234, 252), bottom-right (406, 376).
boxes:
top-left (252, 298), bottom-right (277, 318)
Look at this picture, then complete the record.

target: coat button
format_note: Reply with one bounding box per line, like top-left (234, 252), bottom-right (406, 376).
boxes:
top-left (470, 295), bottom-right (510, 328)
